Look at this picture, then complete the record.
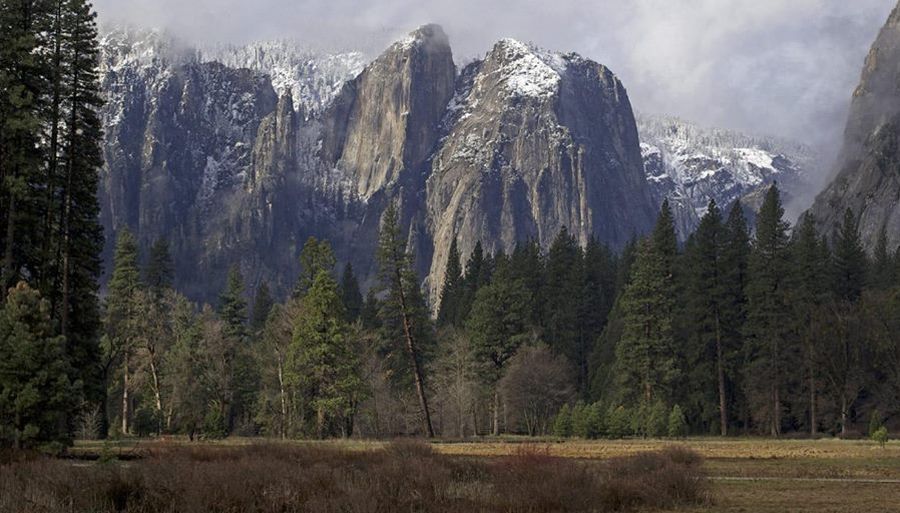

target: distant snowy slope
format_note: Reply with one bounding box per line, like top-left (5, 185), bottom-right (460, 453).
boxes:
top-left (637, 114), bottom-right (814, 235)
top-left (202, 41), bottom-right (366, 114)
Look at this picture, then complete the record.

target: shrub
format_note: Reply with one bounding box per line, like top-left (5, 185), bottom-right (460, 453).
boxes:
top-left (646, 401), bottom-right (668, 438)
top-left (571, 403), bottom-right (604, 439)
top-left (869, 409), bottom-right (884, 438)
top-left (202, 402), bottom-right (227, 439)
top-left (872, 426), bottom-right (889, 448)
top-left (606, 405), bottom-right (631, 439)
top-left (667, 405), bottom-right (688, 438)
top-left (552, 404), bottom-right (573, 437)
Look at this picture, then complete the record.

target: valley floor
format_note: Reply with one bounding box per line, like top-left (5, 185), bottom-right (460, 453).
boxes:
top-left (55, 437), bottom-right (900, 512)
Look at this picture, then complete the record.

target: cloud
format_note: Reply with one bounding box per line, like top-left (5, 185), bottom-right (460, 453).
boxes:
top-left (93, 0), bottom-right (896, 162)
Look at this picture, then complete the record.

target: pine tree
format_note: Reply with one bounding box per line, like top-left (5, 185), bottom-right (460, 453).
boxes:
top-left (744, 185), bottom-right (794, 436)
top-left (103, 228), bottom-right (141, 436)
top-left (720, 201), bottom-right (750, 430)
top-left (376, 202), bottom-right (435, 437)
top-left (508, 240), bottom-right (544, 326)
top-left (466, 274), bottom-right (531, 435)
top-left (437, 239), bottom-right (463, 327)
top-left (790, 213), bottom-right (830, 435)
top-left (250, 281), bottom-right (273, 334)
top-left (456, 241), bottom-right (488, 323)
top-left (218, 265), bottom-right (254, 433)
top-left (219, 265), bottom-right (247, 342)
top-left (339, 263), bottom-right (363, 322)
top-left (0, 0), bottom-right (49, 295)
top-left (870, 227), bottom-right (895, 290)
top-left (832, 209), bottom-right (867, 303)
top-left (684, 200), bottom-right (730, 435)
top-left (0, 282), bottom-right (78, 449)
top-left (294, 236), bottom-right (336, 298)
top-left (144, 238), bottom-right (174, 297)
top-left (615, 202), bottom-right (679, 405)
top-left (360, 288), bottom-right (380, 330)
top-left (543, 227), bottom-right (586, 390)
top-left (287, 271), bottom-right (362, 438)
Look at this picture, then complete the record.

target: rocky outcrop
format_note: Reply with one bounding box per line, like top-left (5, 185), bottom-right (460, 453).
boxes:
top-left (425, 39), bottom-right (656, 303)
top-left (808, 2), bottom-right (900, 251)
top-left (98, 30), bottom-right (333, 300)
top-left (320, 24), bottom-right (456, 200)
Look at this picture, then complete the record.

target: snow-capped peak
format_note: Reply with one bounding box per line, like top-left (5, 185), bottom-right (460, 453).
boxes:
top-left (491, 39), bottom-right (568, 100)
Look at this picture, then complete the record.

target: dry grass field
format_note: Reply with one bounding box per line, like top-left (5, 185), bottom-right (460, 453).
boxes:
top-left (430, 438), bottom-right (900, 512)
top-left (29, 437), bottom-right (900, 512)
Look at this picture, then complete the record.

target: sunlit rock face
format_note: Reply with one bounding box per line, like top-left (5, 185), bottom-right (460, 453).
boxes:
top-left (424, 38), bottom-right (657, 304)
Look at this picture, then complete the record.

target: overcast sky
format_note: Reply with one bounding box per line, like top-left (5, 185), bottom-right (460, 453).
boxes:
top-left (94, 0), bottom-right (897, 163)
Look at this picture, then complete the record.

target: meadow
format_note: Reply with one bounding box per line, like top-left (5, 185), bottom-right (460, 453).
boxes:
top-left (2, 437), bottom-right (897, 512)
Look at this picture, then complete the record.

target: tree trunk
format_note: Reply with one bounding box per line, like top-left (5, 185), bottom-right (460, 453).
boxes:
top-left (772, 385), bottom-right (781, 437)
top-left (59, 48), bottom-right (80, 339)
top-left (316, 405), bottom-right (325, 439)
top-left (840, 395), bottom-right (848, 439)
top-left (3, 190), bottom-right (16, 292)
top-left (492, 388), bottom-right (500, 436)
top-left (457, 392), bottom-right (465, 438)
top-left (148, 349), bottom-right (164, 434)
top-left (715, 310), bottom-right (728, 436)
top-left (395, 269), bottom-right (434, 437)
top-left (13, 412), bottom-right (21, 450)
top-left (122, 357), bottom-right (130, 435)
top-left (809, 372), bottom-right (817, 437)
top-left (277, 357), bottom-right (287, 439)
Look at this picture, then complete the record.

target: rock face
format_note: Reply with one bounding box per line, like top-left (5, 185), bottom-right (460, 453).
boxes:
top-left (321, 24), bottom-right (456, 200)
top-left (809, 2), bottom-right (900, 251)
top-left (99, 24), bottom-right (811, 306)
top-left (638, 115), bottom-right (812, 238)
top-left (98, 29), bottom-right (339, 299)
top-left (425, 40), bottom-right (656, 302)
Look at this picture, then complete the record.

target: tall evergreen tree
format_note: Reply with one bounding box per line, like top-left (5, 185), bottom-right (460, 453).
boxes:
top-left (144, 238), bottom-right (174, 297)
top-left (684, 200), bottom-right (730, 435)
top-left (744, 185), bottom-right (795, 436)
top-left (376, 202), bottom-right (435, 437)
top-left (832, 209), bottom-right (867, 303)
top-left (294, 236), bottom-right (336, 298)
top-left (615, 201), bottom-right (680, 405)
top-left (250, 281), bottom-right (274, 334)
top-left (454, 241), bottom-right (484, 323)
top-left (870, 227), bottom-right (895, 290)
top-left (103, 228), bottom-right (141, 436)
top-left (543, 227), bottom-right (586, 390)
top-left (0, 0), bottom-right (48, 295)
top-left (437, 239), bottom-right (463, 327)
top-left (218, 265), bottom-right (251, 432)
top-left (287, 271), bottom-right (362, 438)
top-left (790, 213), bottom-right (830, 435)
top-left (508, 239), bottom-right (544, 326)
top-left (339, 263), bottom-right (363, 323)
top-left (721, 200), bottom-right (750, 430)
top-left (466, 275), bottom-right (531, 435)
top-left (219, 265), bottom-right (247, 342)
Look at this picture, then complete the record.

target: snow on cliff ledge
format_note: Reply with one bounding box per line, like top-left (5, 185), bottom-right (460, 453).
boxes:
top-left (492, 39), bottom-right (568, 100)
